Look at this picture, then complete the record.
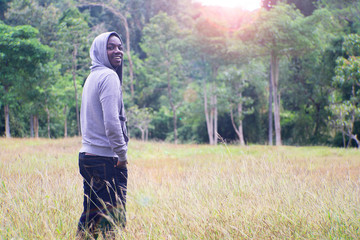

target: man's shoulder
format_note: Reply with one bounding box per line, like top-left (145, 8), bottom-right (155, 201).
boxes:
top-left (92, 67), bottom-right (117, 78)
top-left (90, 68), bottom-right (119, 84)
top-left (94, 69), bottom-right (120, 92)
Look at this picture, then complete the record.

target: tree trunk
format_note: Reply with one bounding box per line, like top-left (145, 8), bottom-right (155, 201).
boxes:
top-left (212, 66), bottom-right (219, 145)
top-left (347, 134), bottom-right (352, 148)
top-left (122, 15), bottom-right (135, 98)
top-left (237, 100), bottom-right (245, 146)
top-left (173, 110), bottom-right (178, 144)
top-left (351, 134), bottom-right (360, 149)
top-left (312, 103), bottom-right (321, 139)
top-left (346, 116), bottom-right (355, 148)
top-left (204, 75), bottom-right (219, 145)
top-left (346, 85), bottom-right (357, 148)
top-left (268, 63), bottom-right (273, 145)
top-left (230, 105), bottom-right (245, 146)
top-left (203, 63), bottom-right (220, 146)
top-left (4, 104), bottom-right (11, 138)
top-left (30, 114), bottom-right (34, 138)
top-left (210, 91), bottom-right (215, 144)
top-left (115, 6), bottom-right (135, 97)
top-left (214, 87), bottom-right (218, 145)
top-left (204, 77), bottom-right (214, 145)
top-left (167, 66), bottom-right (178, 144)
top-left (140, 128), bottom-right (145, 141)
top-left (64, 105), bottom-right (68, 138)
top-left (45, 105), bottom-right (50, 138)
top-left (72, 44), bottom-right (81, 136)
top-left (271, 52), bottom-right (282, 146)
top-left (34, 115), bottom-right (39, 138)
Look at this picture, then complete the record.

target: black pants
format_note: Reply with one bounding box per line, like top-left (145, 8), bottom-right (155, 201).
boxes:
top-left (77, 152), bottom-right (127, 238)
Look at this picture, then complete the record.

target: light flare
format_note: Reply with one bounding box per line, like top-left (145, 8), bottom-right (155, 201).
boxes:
top-left (194, 0), bottom-right (261, 11)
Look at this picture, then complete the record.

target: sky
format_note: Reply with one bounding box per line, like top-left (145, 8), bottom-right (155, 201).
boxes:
top-left (193, 0), bottom-right (262, 11)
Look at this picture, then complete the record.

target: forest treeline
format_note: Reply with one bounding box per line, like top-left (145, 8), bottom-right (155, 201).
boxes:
top-left (1, 0), bottom-right (360, 147)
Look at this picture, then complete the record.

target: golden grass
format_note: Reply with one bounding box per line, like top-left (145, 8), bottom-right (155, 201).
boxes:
top-left (1, 138), bottom-right (360, 239)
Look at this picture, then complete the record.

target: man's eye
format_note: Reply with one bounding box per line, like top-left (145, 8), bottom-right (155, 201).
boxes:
top-left (107, 46), bottom-right (114, 50)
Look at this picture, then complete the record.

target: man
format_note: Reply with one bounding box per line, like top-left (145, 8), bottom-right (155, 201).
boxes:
top-left (77, 32), bottom-right (129, 238)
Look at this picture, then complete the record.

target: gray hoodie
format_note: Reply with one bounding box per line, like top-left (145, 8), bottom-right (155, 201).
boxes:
top-left (80, 32), bottom-right (128, 162)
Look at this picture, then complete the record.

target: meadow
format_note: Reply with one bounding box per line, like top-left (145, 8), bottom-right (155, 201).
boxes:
top-left (1, 137), bottom-right (359, 239)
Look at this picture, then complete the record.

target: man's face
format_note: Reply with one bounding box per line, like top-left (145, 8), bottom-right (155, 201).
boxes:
top-left (107, 35), bottom-right (123, 68)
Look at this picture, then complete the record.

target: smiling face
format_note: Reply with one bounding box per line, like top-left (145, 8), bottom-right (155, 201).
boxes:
top-left (107, 35), bottom-right (123, 69)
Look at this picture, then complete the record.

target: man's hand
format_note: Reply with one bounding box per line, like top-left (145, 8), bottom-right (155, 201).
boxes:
top-left (115, 160), bottom-right (128, 168)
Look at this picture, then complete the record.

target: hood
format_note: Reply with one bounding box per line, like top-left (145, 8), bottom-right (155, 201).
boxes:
top-left (89, 31), bottom-right (123, 85)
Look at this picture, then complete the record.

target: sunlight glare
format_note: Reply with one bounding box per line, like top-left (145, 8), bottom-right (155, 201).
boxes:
top-left (194, 0), bottom-right (261, 11)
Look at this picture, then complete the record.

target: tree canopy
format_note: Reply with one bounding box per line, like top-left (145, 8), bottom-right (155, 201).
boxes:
top-left (1, 0), bottom-right (360, 148)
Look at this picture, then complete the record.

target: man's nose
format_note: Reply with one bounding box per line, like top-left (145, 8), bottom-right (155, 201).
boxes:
top-left (116, 49), bottom-right (124, 56)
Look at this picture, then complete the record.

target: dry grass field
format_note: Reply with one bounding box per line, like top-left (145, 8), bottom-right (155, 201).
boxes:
top-left (1, 137), bottom-right (360, 239)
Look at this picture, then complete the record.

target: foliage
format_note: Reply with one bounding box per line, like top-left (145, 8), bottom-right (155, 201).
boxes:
top-left (0, 22), bottom-right (52, 136)
top-left (329, 34), bottom-right (360, 148)
top-left (218, 65), bottom-right (255, 144)
top-left (126, 105), bottom-right (153, 141)
top-left (0, 0), bottom-right (359, 147)
top-left (140, 12), bottom-right (190, 143)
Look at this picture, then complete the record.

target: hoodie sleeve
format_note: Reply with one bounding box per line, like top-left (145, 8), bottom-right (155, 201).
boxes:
top-left (98, 72), bottom-right (127, 162)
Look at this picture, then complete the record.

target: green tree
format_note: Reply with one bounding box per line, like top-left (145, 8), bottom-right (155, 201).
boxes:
top-left (141, 12), bottom-right (190, 144)
top-left (193, 12), bottom-right (228, 145)
top-left (126, 105), bottom-right (153, 141)
top-left (329, 34), bottom-right (360, 148)
top-left (5, 0), bottom-right (60, 46)
top-left (51, 73), bottom-right (75, 138)
top-left (218, 66), bottom-right (254, 145)
top-left (0, 23), bottom-right (52, 137)
top-left (16, 62), bottom-right (59, 138)
top-left (241, 3), bottom-right (324, 145)
top-left (318, 0), bottom-right (360, 33)
top-left (57, 7), bottom-right (90, 136)
top-left (34, 62), bottom-right (61, 138)
top-left (273, 6), bottom-right (341, 145)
